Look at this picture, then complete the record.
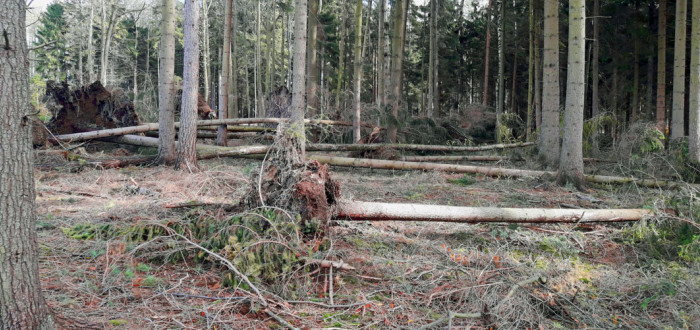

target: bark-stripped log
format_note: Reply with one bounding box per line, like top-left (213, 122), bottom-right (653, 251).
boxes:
top-left (53, 118), bottom-right (381, 142)
top-left (307, 142), bottom-right (534, 152)
top-left (400, 155), bottom-right (510, 162)
top-left (310, 155), bottom-right (688, 189)
top-left (335, 200), bottom-right (653, 223)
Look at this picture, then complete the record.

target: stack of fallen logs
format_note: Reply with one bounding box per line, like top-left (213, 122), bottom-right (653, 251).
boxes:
top-left (46, 117), bottom-right (690, 225)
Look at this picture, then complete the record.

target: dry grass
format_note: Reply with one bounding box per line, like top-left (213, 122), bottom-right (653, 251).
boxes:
top-left (35, 154), bottom-right (700, 329)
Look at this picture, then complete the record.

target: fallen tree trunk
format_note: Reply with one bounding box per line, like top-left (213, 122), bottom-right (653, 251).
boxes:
top-left (335, 200), bottom-right (653, 223)
top-left (53, 118), bottom-right (381, 143)
top-left (309, 155), bottom-right (687, 189)
top-left (106, 136), bottom-right (687, 189)
top-left (400, 155), bottom-right (510, 162)
top-left (307, 142), bottom-right (534, 153)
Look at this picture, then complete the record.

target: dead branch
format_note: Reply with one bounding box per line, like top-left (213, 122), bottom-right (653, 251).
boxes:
top-left (307, 142), bottom-right (534, 153)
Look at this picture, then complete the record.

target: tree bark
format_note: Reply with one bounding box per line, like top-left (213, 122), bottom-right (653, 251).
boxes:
top-left (632, 39), bottom-right (640, 122)
top-left (539, 0), bottom-right (560, 165)
top-left (428, 0), bottom-right (437, 118)
top-left (483, 0), bottom-right (492, 106)
top-left (496, 0), bottom-right (505, 141)
top-left (657, 0), bottom-right (668, 133)
top-left (352, 0), bottom-right (364, 142)
top-left (377, 0), bottom-right (386, 109)
top-left (557, 0), bottom-right (585, 188)
top-left (0, 1), bottom-right (56, 327)
top-left (387, 0), bottom-right (408, 142)
top-left (306, 0), bottom-right (319, 116)
top-left (526, 0), bottom-right (534, 140)
top-left (157, 0), bottom-right (176, 164)
top-left (690, 0), bottom-right (700, 160)
top-left (289, 0), bottom-right (308, 157)
top-left (218, 0), bottom-right (232, 146)
top-left (671, 0), bottom-right (687, 139)
top-left (336, 200), bottom-right (653, 223)
top-left (591, 0), bottom-right (600, 118)
top-left (229, 0), bottom-right (239, 120)
top-left (201, 0), bottom-right (211, 102)
top-left (87, 0), bottom-right (95, 82)
top-left (176, 0), bottom-right (200, 170)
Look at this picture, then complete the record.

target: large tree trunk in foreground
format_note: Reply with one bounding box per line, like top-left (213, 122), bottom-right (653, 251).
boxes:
top-left (335, 200), bottom-right (652, 223)
top-left (557, 0), bottom-right (585, 188)
top-left (539, 0), bottom-right (560, 165)
top-left (176, 0), bottom-right (200, 170)
top-left (158, 0), bottom-right (176, 164)
top-left (0, 1), bottom-right (55, 327)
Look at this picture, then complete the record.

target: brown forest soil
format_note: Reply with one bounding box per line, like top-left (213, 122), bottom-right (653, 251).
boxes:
top-left (35, 153), bottom-right (700, 329)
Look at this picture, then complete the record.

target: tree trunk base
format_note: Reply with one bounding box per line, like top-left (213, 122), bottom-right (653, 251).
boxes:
top-left (241, 133), bottom-right (340, 228)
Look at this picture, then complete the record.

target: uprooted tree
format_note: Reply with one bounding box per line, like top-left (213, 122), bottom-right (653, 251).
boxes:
top-left (241, 0), bottom-right (340, 228)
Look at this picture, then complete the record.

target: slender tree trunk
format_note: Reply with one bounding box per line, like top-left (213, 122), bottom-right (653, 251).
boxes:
top-left (496, 0), bottom-right (505, 141)
top-left (245, 61), bottom-right (252, 117)
top-left (176, 0), bottom-right (200, 170)
top-left (388, 0), bottom-right (408, 142)
top-left (265, 7), bottom-right (275, 100)
top-left (558, 0), bottom-right (585, 188)
top-left (133, 24), bottom-right (138, 100)
top-left (632, 39), bottom-right (640, 123)
top-left (689, 0), bottom-right (700, 160)
top-left (307, 0), bottom-right (319, 117)
top-left (230, 0), bottom-right (239, 119)
top-left (87, 0), bottom-right (95, 82)
top-left (157, 0), bottom-right (176, 164)
top-left (255, 1), bottom-right (263, 117)
top-left (289, 0), bottom-right (308, 157)
top-left (217, 0), bottom-right (232, 146)
top-left (336, 4), bottom-right (348, 108)
top-left (534, 2), bottom-right (542, 130)
top-left (526, 0), bottom-right (534, 140)
top-left (539, 0), bottom-right (560, 165)
top-left (510, 2), bottom-right (518, 115)
top-left (0, 1), bottom-right (55, 327)
top-left (591, 0), bottom-right (600, 117)
top-left (352, 0), bottom-right (364, 142)
top-left (377, 0), bottom-right (386, 109)
top-left (483, 0), bottom-right (492, 106)
top-left (656, 0), bottom-right (668, 133)
top-left (201, 0), bottom-right (210, 101)
top-left (428, 0), bottom-right (438, 118)
top-left (671, 0), bottom-right (687, 139)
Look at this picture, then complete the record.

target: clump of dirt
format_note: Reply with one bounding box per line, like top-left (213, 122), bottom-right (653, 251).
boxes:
top-left (242, 130), bottom-right (340, 228)
top-left (349, 127), bottom-right (401, 159)
top-left (44, 80), bottom-right (141, 135)
top-left (174, 89), bottom-right (217, 120)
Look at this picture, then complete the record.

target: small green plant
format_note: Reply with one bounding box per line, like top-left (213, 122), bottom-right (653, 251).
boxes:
top-left (136, 263), bottom-right (150, 273)
top-left (448, 174), bottom-right (476, 186)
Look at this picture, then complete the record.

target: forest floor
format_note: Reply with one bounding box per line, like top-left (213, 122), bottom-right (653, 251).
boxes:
top-left (35, 147), bottom-right (700, 329)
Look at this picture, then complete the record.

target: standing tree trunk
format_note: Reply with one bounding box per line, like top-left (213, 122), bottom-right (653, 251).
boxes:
top-left (526, 0), bottom-right (534, 140)
top-left (558, 0), bottom-right (585, 188)
top-left (176, 0), bottom-right (200, 170)
top-left (534, 2), bottom-right (542, 129)
top-left (255, 1), bottom-right (263, 117)
top-left (388, 0), bottom-right (408, 142)
top-left (218, 0), bottom-right (232, 146)
top-left (689, 0), bottom-right (700, 160)
top-left (230, 0), bottom-right (239, 119)
top-left (657, 0), bottom-right (668, 133)
top-left (632, 39), bottom-right (640, 122)
top-left (0, 1), bottom-right (55, 327)
top-left (428, 0), bottom-right (438, 118)
top-left (352, 0), bottom-right (364, 142)
top-left (157, 0), bottom-right (176, 164)
top-left (87, 0), bottom-right (95, 82)
top-left (483, 0), bottom-right (492, 106)
top-left (591, 0), bottom-right (599, 117)
top-left (377, 0), bottom-right (386, 109)
top-left (307, 0), bottom-right (319, 117)
top-left (671, 0), bottom-right (687, 139)
top-left (201, 0), bottom-right (211, 101)
top-left (336, 4), bottom-right (348, 109)
top-left (290, 0), bottom-right (308, 154)
top-left (539, 0), bottom-right (560, 165)
top-left (496, 0), bottom-right (505, 142)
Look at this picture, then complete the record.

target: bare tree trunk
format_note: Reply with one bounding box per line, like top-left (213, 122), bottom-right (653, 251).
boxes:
top-left (534, 3), bottom-right (542, 130)
top-left (526, 0), bottom-right (534, 140)
top-left (336, 4), bottom-right (348, 108)
top-left (496, 0), bottom-right (505, 141)
top-left (539, 0), bottom-right (560, 165)
top-left (87, 0), bottom-right (95, 82)
top-left (157, 0), bottom-right (176, 164)
top-left (230, 0), bottom-right (239, 119)
top-left (377, 0), bottom-right (386, 109)
top-left (307, 0), bottom-right (319, 116)
top-left (557, 0), bottom-right (585, 188)
top-left (289, 0), bottom-right (308, 157)
top-left (0, 1), bottom-right (55, 327)
top-left (483, 0), bottom-right (492, 106)
top-left (656, 0), bottom-right (668, 133)
top-left (632, 39), bottom-right (640, 122)
top-left (133, 21), bottom-right (138, 101)
top-left (201, 0), bottom-right (210, 101)
top-left (591, 0), bottom-right (600, 117)
top-left (352, 0), bottom-right (364, 142)
top-left (671, 0), bottom-right (687, 139)
top-left (689, 0), bottom-right (700, 160)
top-left (176, 0), bottom-right (200, 170)
top-left (388, 0), bottom-right (408, 142)
top-left (217, 0), bottom-right (232, 146)
top-left (428, 0), bottom-right (437, 118)
top-left (255, 1), bottom-right (263, 117)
